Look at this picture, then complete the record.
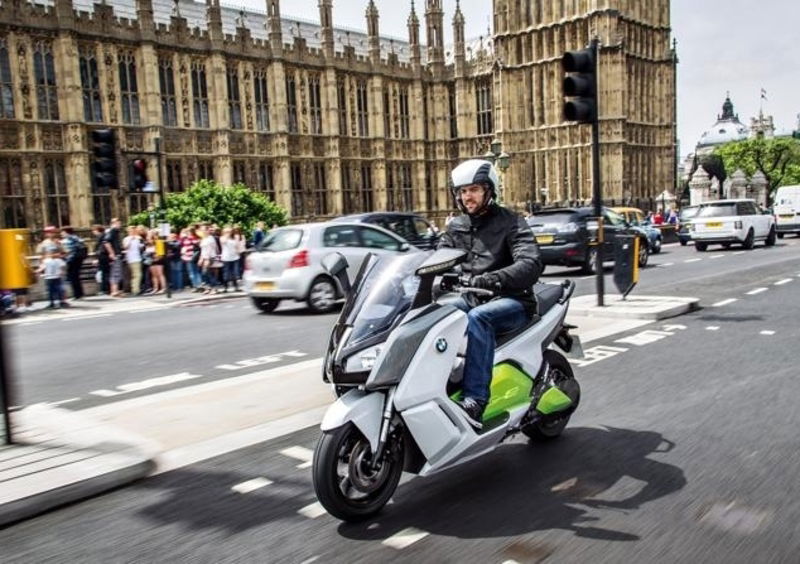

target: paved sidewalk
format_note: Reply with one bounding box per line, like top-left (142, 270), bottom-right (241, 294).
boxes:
top-left (1, 290), bottom-right (247, 326)
top-left (0, 293), bottom-right (700, 526)
top-left (0, 404), bottom-right (157, 527)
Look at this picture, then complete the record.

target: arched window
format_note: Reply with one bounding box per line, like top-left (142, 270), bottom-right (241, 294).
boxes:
top-left (33, 40), bottom-right (58, 120)
top-left (79, 45), bottom-right (103, 122)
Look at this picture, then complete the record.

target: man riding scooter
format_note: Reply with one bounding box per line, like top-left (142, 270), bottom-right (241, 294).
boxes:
top-left (439, 159), bottom-right (543, 428)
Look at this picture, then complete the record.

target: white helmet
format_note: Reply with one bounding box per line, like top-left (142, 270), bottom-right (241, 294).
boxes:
top-left (450, 159), bottom-right (499, 215)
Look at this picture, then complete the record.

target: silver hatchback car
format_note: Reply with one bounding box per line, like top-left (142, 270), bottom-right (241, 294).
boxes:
top-left (244, 221), bottom-right (418, 314)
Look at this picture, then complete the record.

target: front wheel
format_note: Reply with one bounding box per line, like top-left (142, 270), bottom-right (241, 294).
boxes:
top-left (765, 227), bottom-right (777, 247)
top-left (523, 350), bottom-right (580, 442)
top-left (777, 232), bottom-right (785, 239)
top-left (312, 423), bottom-right (405, 522)
top-left (252, 297), bottom-right (280, 313)
top-left (695, 242), bottom-right (708, 252)
top-left (652, 237), bottom-right (662, 254)
top-left (581, 247), bottom-right (598, 275)
top-left (307, 276), bottom-right (338, 314)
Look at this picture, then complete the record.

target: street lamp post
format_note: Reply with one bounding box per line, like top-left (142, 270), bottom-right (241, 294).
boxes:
top-left (485, 138), bottom-right (511, 203)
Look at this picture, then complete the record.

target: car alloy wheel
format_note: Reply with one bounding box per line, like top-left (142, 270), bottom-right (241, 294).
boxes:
top-left (308, 277), bottom-right (337, 314)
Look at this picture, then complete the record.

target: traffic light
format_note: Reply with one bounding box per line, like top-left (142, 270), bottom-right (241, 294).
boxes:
top-left (91, 128), bottom-right (118, 189)
top-left (131, 158), bottom-right (148, 191)
top-left (562, 46), bottom-right (597, 124)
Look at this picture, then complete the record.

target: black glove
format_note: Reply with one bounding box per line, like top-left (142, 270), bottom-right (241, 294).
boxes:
top-left (470, 273), bottom-right (500, 291)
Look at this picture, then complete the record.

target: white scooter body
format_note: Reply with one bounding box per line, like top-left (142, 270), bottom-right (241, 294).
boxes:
top-left (321, 283), bottom-right (571, 478)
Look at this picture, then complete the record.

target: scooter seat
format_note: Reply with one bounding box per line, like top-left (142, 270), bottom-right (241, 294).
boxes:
top-left (494, 284), bottom-right (563, 348)
top-left (534, 283), bottom-right (563, 316)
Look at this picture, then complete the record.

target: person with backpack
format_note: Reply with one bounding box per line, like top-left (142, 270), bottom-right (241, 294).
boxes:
top-left (60, 226), bottom-right (86, 300)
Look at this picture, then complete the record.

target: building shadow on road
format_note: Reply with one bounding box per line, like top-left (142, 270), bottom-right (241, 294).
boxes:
top-left (338, 426), bottom-right (686, 543)
top-left (697, 314), bottom-right (765, 323)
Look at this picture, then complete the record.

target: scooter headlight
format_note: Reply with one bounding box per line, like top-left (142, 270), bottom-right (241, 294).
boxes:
top-left (345, 344), bottom-right (385, 373)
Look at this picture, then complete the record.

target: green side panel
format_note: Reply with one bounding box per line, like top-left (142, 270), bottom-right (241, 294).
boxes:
top-left (535, 386), bottom-right (573, 415)
top-left (449, 362), bottom-right (534, 421)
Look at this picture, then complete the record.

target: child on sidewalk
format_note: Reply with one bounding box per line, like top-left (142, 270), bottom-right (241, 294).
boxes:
top-left (38, 251), bottom-right (68, 309)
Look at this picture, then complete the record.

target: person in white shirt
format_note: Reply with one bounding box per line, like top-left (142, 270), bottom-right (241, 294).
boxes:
top-left (199, 226), bottom-right (222, 294)
top-left (220, 226), bottom-right (241, 292)
top-left (123, 226), bottom-right (144, 295)
top-left (38, 251), bottom-right (67, 308)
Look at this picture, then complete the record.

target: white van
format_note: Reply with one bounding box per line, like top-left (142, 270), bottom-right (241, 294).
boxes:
top-left (774, 185), bottom-right (800, 237)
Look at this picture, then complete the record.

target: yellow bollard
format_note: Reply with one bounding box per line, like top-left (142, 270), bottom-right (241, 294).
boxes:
top-left (155, 238), bottom-right (166, 258)
top-left (0, 229), bottom-right (33, 290)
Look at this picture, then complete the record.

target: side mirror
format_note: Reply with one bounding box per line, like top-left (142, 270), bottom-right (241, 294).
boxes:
top-left (321, 252), bottom-right (351, 296)
top-left (399, 242), bottom-right (411, 252)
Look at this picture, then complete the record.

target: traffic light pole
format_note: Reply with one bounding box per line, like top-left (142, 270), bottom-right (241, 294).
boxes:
top-left (155, 138), bottom-right (171, 299)
top-left (590, 38), bottom-right (604, 307)
top-left (1, 321), bottom-right (15, 444)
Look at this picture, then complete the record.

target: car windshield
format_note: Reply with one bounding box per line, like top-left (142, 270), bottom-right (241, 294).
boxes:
top-left (529, 212), bottom-right (577, 226)
top-left (344, 251), bottom-right (430, 346)
top-left (697, 204), bottom-right (737, 218)
top-left (259, 229), bottom-right (303, 251)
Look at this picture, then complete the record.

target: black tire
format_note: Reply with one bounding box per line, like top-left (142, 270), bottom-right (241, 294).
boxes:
top-left (581, 247), bottom-right (599, 274)
top-left (637, 238), bottom-right (650, 268)
top-left (777, 232), bottom-right (785, 239)
top-left (307, 276), bottom-right (338, 314)
top-left (312, 422), bottom-right (404, 522)
top-left (721, 242), bottom-right (732, 249)
top-left (652, 237), bottom-right (662, 254)
top-left (765, 227), bottom-right (777, 247)
top-left (695, 242), bottom-right (708, 252)
top-left (523, 350), bottom-right (580, 442)
top-left (252, 297), bottom-right (279, 313)
top-left (679, 239), bottom-right (688, 246)
top-left (742, 229), bottom-right (755, 250)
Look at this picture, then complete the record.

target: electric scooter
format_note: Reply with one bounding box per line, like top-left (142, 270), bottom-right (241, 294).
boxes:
top-left (312, 248), bottom-right (582, 522)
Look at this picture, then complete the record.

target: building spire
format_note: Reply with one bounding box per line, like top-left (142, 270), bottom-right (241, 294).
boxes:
top-left (366, 1), bottom-right (380, 63)
top-left (319, 0), bottom-right (334, 56)
top-left (408, 0), bottom-right (421, 66)
top-left (266, 0), bottom-right (282, 53)
top-left (425, 0), bottom-right (444, 66)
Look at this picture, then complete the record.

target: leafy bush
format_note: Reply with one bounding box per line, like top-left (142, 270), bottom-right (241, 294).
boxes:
top-left (130, 180), bottom-right (287, 237)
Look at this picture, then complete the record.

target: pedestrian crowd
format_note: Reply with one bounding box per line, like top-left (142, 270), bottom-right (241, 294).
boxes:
top-left (1, 220), bottom-right (272, 317)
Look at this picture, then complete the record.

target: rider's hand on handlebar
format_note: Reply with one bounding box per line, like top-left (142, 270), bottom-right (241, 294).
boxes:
top-left (470, 273), bottom-right (501, 291)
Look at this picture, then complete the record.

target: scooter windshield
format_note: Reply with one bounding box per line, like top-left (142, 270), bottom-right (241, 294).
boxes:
top-left (345, 251), bottom-right (431, 346)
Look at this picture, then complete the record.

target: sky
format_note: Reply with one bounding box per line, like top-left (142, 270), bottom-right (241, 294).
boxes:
top-left (236, 0), bottom-right (800, 158)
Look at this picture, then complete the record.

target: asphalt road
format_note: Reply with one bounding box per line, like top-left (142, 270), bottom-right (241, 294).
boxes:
top-left (6, 237), bottom-right (800, 409)
top-left (3, 266), bottom-right (799, 562)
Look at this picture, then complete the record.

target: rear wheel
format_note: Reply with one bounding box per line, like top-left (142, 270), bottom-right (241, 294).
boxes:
top-left (523, 351), bottom-right (580, 442)
top-left (252, 297), bottom-right (279, 313)
top-left (307, 276), bottom-right (337, 314)
top-left (581, 247), bottom-right (599, 275)
top-left (765, 227), bottom-right (777, 247)
top-left (651, 237), bottom-right (662, 254)
top-left (312, 422), bottom-right (404, 522)
top-left (695, 242), bottom-right (708, 252)
top-left (742, 229), bottom-right (755, 250)
top-left (777, 232), bottom-right (785, 239)
top-left (637, 238), bottom-right (650, 268)
top-left (679, 238), bottom-right (688, 246)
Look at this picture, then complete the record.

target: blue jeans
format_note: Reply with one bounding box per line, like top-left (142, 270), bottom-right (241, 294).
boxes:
top-left (185, 260), bottom-right (202, 288)
top-left (169, 261), bottom-right (184, 290)
top-left (454, 297), bottom-right (529, 404)
top-left (222, 261), bottom-right (239, 289)
top-left (46, 278), bottom-right (63, 306)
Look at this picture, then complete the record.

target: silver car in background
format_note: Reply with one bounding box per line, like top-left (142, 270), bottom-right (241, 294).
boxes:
top-left (244, 222), bottom-right (417, 314)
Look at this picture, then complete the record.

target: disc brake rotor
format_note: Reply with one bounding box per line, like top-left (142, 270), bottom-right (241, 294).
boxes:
top-left (347, 440), bottom-right (389, 494)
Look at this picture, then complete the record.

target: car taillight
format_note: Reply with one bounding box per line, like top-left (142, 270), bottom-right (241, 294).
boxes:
top-left (288, 249), bottom-right (309, 268)
top-left (734, 220), bottom-right (743, 229)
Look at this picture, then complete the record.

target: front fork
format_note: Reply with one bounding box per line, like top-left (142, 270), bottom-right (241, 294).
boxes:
top-left (370, 388), bottom-right (397, 469)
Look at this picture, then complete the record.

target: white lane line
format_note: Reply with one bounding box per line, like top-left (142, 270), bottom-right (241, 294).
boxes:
top-left (503, 561), bottom-right (522, 564)
top-left (580, 275), bottom-right (594, 280)
top-left (299, 558), bottom-right (320, 564)
top-left (381, 528), bottom-right (430, 550)
top-left (775, 278), bottom-right (793, 286)
top-left (231, 477), bottom-right (273, 494)
top-left (47, 397), bottom-right (81, 407)
top-left (732, 251), bottom-right (746, 255)
top-left (280, 446), bottom-right (314, 469)
top-left (712, 298), bottom-right (738, 307)
top-left (746, 287), bottom-right (768, 295)
top-left (60, 313), bottom-right (112, 322)
top-left (127, 309), bottom-right (159, 314)
top-left (657, 262), bottom-right (675, 267)
top-left (760, 330), bottom-right (776, 336)
top-left (709, 254), bottom-right (725, 259)
top-left (685, 258), bottom-right (702, 263)
top-left (706, 326), bottom-right (720, 331)
top-left (297, 502), bottom-right (327, 519)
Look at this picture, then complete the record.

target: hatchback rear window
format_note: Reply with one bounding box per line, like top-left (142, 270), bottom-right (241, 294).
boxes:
top-left (260, 229), bottom-right (303, 251)
top-left (697, 204), bottom-right (737, 218)
top-left (529, 212), bottom-right (577, 226)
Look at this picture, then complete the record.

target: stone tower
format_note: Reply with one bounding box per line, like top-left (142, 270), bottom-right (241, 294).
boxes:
top-left (492, 0), bottom-right (676, 206)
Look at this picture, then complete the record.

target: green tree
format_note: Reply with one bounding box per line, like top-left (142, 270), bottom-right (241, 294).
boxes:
top-left (130, 179), bottom-right (287, 237)
top-left (714, 137), bottom-right (800, 198)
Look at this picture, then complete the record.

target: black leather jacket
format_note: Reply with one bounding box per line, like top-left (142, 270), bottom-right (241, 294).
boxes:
top-left (438, 205), bottom-right (543, 313)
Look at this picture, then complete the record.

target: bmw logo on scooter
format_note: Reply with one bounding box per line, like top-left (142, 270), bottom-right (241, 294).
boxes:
top-left (435, 338), bottom-right (448, 353)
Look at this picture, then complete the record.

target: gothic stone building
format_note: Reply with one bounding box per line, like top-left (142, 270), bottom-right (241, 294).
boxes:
top-left (0, 0), bottom-right (675, 232)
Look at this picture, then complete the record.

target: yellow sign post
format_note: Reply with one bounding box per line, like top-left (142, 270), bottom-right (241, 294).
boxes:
top-left (0, 229), bottom-right (32, 290)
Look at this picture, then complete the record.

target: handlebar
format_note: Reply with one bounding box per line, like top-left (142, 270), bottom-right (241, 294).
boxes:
top-left (455, 286), bottom-right (495, 297)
